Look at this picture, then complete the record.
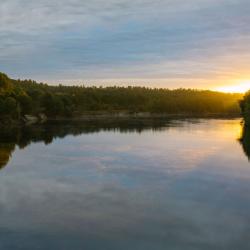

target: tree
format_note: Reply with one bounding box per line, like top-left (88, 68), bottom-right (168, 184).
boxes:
top-left (4, 97), bottom-right (20, 119)
top-left (0, 72), bottom-right (12, 93)
top-left (17, 94), bottom-right (33, 114)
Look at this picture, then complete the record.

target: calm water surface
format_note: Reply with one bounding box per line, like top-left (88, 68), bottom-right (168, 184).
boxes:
top-left (0, 118), bottom-right (250, 250)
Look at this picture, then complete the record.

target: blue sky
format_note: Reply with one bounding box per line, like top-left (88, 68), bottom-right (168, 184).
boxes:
top-left (0, 0), bottom-right (250, 89)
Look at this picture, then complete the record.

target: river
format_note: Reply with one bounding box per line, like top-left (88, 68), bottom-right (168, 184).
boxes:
top-left (0, 118), bottom-right (249, 250)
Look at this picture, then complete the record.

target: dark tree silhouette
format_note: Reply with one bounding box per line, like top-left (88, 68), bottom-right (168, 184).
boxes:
top-left (0, 72), bottom-right (243, 125)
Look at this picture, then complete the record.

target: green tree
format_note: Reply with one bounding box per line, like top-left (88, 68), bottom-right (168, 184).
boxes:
top-left (0, 97), bottom-right (20, 119)
top-left (0, 72), bottom-right (12, 93)
top-left (17, 94), bottom-right (33, 114)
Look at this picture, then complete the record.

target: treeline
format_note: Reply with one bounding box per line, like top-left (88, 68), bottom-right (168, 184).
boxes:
top-left (0, 72), bottom-right (242, 123)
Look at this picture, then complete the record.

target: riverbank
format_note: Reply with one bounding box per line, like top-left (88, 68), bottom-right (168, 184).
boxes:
top-left (0, 112), bottom-right (242, 128)
top-left (49, 112), bottom-right (241, 121)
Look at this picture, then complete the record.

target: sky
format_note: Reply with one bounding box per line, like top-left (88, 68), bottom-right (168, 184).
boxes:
top-left (0, 0), bottom-right (250, 90)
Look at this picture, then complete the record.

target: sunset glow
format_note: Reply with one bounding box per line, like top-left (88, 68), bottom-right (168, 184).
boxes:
top-left (214, 81), bottom-right (250, 93)
top-left (0, 0), bottom-right (249, 89)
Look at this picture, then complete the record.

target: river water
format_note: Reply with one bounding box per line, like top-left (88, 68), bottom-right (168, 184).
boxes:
top-left (0, 118), bottom-right (249, 250)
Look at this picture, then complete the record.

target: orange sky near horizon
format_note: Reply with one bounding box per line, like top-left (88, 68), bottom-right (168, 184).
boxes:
top-left (2, 0), bottom-right (250, 93)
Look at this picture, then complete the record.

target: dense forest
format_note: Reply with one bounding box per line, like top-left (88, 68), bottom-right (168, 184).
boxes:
top-left (0, 72), bottom-right (243, 124)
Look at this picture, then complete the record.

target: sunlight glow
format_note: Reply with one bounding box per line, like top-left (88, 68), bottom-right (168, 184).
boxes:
top-left (215, 81), bottom-right (250, 93)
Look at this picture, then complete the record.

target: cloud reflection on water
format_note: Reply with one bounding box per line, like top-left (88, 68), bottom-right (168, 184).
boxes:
top-left (0, 118), bottom-right (249, 249)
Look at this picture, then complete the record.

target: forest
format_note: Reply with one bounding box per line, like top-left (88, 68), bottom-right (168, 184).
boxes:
top-left (0, 72), bottom-right (243, 124)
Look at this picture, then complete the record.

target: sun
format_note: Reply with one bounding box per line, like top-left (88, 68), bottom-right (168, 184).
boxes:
top-left (215, 81), bottom-right (250, 93)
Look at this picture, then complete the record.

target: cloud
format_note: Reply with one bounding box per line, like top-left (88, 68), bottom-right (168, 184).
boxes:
top-left (0, 0), bottom-right (250, 87)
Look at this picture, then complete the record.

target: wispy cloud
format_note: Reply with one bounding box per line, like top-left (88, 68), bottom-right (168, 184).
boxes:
top-left (0, 0), bottom-right (250, 88)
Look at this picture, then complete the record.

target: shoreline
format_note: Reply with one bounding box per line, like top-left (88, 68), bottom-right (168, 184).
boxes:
top-left (47, 112), bottom-right (242, 122)
top-left (0, 112), bottom-right (242, 128)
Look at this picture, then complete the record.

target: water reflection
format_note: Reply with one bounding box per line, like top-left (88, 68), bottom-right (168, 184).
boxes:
top-left (0, 118), bottom-right (248, 170)
top-left (0, 118), bottom-right (250, 250)
top-left (0, 119), bottom-right (177, 169)
top-left (0, 143), bottom-right (15, 169)
top-left (239, 124), bottom-right (250, 160)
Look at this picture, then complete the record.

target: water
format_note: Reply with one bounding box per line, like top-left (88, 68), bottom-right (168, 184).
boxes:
top-left (0, 118), bottom-right (249, 250)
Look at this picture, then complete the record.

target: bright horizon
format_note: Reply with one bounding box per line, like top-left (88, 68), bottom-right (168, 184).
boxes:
top-left (214, 81), bottom-right (250, 93)
top-left (1, 0), bottom-right (250, 92)
top-left (13, 75), bottom-right (249, 94)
